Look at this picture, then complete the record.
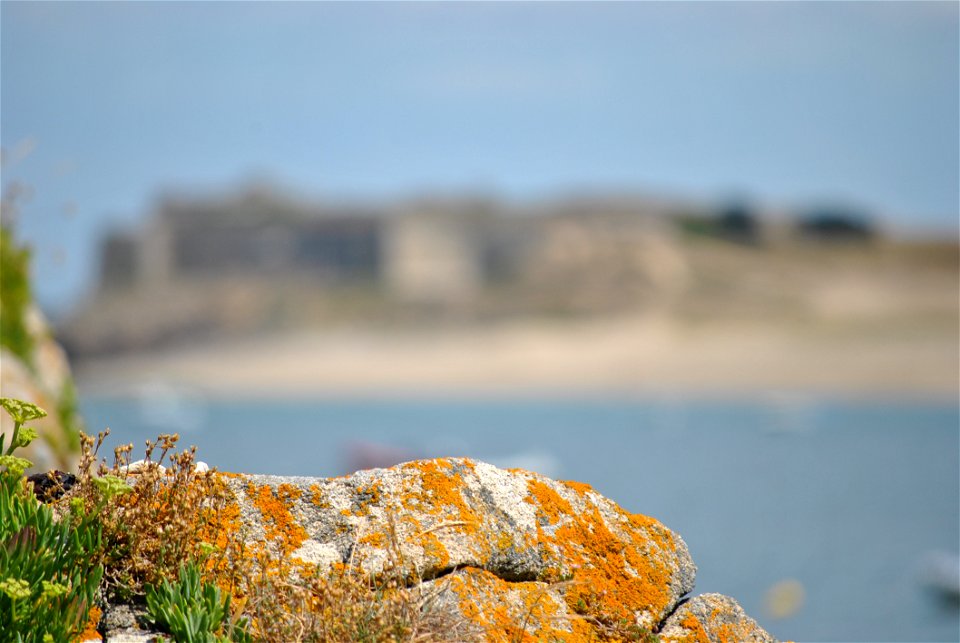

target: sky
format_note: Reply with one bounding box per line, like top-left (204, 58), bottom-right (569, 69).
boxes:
top-left (2, 1), bottom-right (958, 316)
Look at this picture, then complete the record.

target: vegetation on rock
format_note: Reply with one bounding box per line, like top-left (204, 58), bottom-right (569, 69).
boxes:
top-left (0, 397), bottom-right (475, 642)
top-left (0, 224), bottom-right (34, 367)
top-left (0, 398), bottom-right (102, 643)
top-left (146, 562), bottom-right (250, 643)
top-left (0, 395), bottom-right (776, 642)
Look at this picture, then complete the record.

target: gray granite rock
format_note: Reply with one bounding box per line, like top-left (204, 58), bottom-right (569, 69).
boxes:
top-left (659, 592), bottom-right (779, 642)
top-left (99, 458), bottom-right (776, 641)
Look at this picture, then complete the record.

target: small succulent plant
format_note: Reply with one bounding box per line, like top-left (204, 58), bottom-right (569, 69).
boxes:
top-left (146, 561), bottom-right (250, 643)
top-left (0, 397), bottom-right (104, 642)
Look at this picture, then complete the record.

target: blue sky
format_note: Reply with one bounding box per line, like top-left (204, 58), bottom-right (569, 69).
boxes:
top-left (2, 1), bottom-right (958, 314)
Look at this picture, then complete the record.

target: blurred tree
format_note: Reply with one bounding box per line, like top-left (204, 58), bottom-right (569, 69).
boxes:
top-left (797, 208), bottom-right (876, 242)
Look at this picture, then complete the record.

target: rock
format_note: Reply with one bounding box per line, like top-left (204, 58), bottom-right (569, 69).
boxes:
top-left (104, 633), bottom-right (165, 643)
top-left (1, 305), bottom-right (82, 473)
top-left (226, 459), bottom-right (695, 616)
top-left (27, 469), bottom-right (77, 502)
top-left (659, 593), bottom-right (777, 642)
top-left (100, 603), bottom-right (140, 631)
top-left (99, 458), bottom-right (776, 642)
top-left (214, 458), bottom-right (768, 641)
top-left (99, 604), bottom-right (163, 643)
top-left (119, 459), bottom-right (209, 476)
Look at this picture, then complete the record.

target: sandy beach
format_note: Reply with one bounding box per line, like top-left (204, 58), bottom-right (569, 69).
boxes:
top-left (74, 312), bottom-right (959, 400)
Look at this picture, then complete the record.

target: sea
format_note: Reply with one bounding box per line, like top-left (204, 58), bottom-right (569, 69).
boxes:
top-left (80, 393), bottom-right (960, 643)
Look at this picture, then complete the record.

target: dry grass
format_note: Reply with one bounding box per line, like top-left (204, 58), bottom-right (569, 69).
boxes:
top-left (64, 431), bottom-right (239, 599)
top-left (61, 431), bottom-right (476, 641)
top-left (244, 517), bottom-right (480, 642)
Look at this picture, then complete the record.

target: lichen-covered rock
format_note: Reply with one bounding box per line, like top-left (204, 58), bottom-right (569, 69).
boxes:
top-left (98, 458), bottom-right (776, 642)
top-left (97, 604), bottom-right (161, 643)
top-left (218, 458), bottom-right (708, 640)
top-left (659, 593), bottom-right (777, 643)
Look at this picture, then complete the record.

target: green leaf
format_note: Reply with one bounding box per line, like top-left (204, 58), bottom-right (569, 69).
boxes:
top-left (0, 469), bottom-right (103, 641)
top-left (0, 578), bottom-right (31, 600)
top-left (0, 455), bottom-right (33, 477)
top-left (12, 426), bottom-right (37, 449)
top-left (0, 398), bottom-right (47, 424)
top-left (146, 562), bottom-right (243, 643)
top-left (91, 475), bottom-right (132, 502)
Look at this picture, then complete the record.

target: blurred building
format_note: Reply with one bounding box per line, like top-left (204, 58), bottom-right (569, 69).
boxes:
top-left (95, 187), bottom-right (680, 312)
top-left (100, 188), bottom-right (382, 291)
top-left (68, 185), bottom-right (878, 356)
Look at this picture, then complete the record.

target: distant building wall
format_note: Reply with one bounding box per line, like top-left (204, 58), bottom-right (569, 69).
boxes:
top-left (128, 196), bottom-right (383, 285)
top-left (140, 215), bottom-right (174, 285)
top-left (99, 232), bottom-right (140, 291)
top-left (384, 211), bottom-right (483, 303)
top-left (295, 217), bottom-right (381, 280)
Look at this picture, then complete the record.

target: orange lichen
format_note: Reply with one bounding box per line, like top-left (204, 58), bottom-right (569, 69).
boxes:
top-left (168, 461), bottom-right (693, 642)
top-left (359, 531), bottom-right (386, 548)
top-left (495, 530), bottom-right (514, 553)
top-left (670, 605), bottom-right (771, 643)
top-left (444, 567), bottom-right (572, 642)
top-left (355, 482), bottom-right (383, 513)
top-left (402, 459), bottom-right (476, 523)
top-left (421, 531), bottom-right (451, 569)
top-left (678, 613), bottom-right (711, 643)
top-left (308, 483), bottom-right (328, 508)
top-left (397, 459), bottom-right (488, 565)
top-left (247, 482), bottom-right (308, 555)
top-left (74, 605), bottom-right (102, 642)
top-left (708, 611), bottom-right (762, 643)
top-left (525, 477), bottom-right (677, 630)
top-left (561, 479), bottom-right (596, 497)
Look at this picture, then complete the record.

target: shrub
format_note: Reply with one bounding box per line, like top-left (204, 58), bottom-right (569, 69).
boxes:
top-left (68, 431), bottom-right (237, 599)
top-left (0, 398), bottom-right (103, 643)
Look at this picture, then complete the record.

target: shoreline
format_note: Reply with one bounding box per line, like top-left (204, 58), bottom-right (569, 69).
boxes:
top-left (73, 314), bottom-right (959, 402)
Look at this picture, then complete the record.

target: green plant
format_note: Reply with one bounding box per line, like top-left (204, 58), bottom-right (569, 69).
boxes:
top-left (0, 225), bottom-right (34, 366)
top-left (0, 397), bottom-right (46, 458)
top-left (146, 561), bottom-right (250, 643)
top-left (0, 397), bottom-right (104, 643)
top-left (55, 378), bottom-right (84, 455)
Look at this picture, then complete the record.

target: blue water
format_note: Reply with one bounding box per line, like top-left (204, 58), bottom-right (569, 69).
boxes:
top-left (80, 395), bottom-right (959, 642)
